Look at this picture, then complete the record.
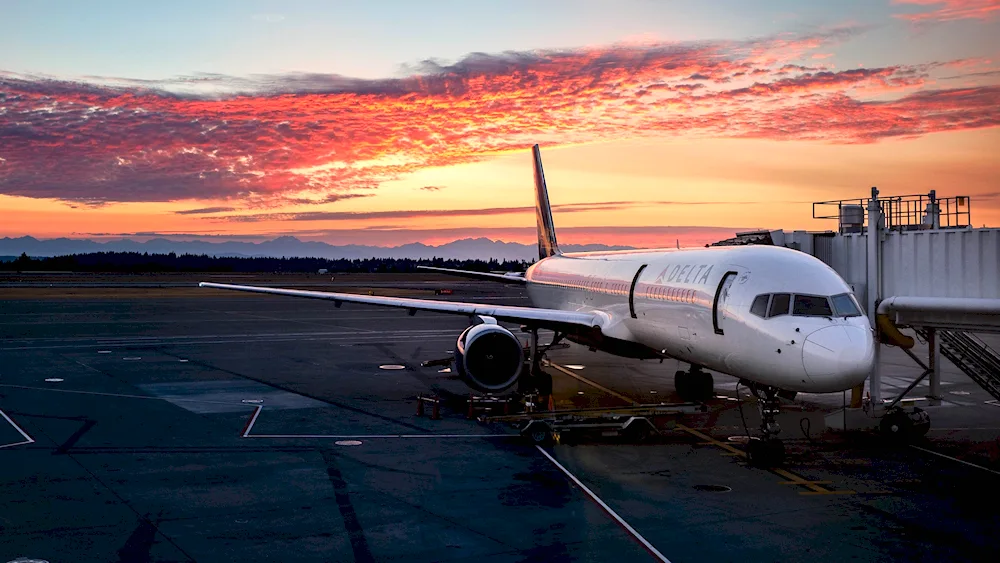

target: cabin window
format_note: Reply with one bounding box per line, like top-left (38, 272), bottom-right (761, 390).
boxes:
top-left (792, 294), bottom-right (833, 317)
top-left (831, 293), bottom-right (862, 317)
top-left (750, 294), bottom-right (769, 317)
top-left (768, 293), bottom-right (791, 317)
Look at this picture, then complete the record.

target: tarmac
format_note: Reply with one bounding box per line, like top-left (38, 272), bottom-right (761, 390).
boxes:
top-left (1, 275), bottom-right (999, 562)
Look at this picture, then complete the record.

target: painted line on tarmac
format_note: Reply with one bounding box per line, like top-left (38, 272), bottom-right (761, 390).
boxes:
top-left (0, 408), bottom-right (36, 450)
top-left (7, 328), bottom-right (443, 344)
top-left (242, 405), bottom-right (264, 437)
top-left (0, 334), bottom-right (456, 351)
top-left (0, 328), bottom-right (459, 350)
top-left (542, 362), bottom-right (852, 496)
top-left (909, 444), bottom-right (1000, 477)
top-left (241, 405), bottom-right (508, 440)
top-left (677, 424), bottom-right (854, 495)
top-left (245, 434), bottom-right (508, 439)
top-left (0, 383), bottom-right (259, 406)
top-left (535, 445), bottom-right (672, 563)
top-left (545, 361), bottom-right (638, 406)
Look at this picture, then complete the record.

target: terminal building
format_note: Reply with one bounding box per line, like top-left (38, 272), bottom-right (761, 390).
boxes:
top-left (712, 189), bottom-right (1000, 435)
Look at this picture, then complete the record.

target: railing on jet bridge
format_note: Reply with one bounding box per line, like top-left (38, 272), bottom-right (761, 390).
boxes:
top-left (813, 191), bottom-right (972, 234)
top-left (914, 328), bottom-right (1000, 402)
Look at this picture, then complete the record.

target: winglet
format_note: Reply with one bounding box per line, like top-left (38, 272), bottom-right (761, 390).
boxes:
top-left (532, 144), bottom-right (560, 260)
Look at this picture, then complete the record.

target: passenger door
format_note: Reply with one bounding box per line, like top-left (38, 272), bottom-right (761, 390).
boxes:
top-left (629, 264), bottom-right (647, 318)
top-left (713, 270), bottom-right (738, 335)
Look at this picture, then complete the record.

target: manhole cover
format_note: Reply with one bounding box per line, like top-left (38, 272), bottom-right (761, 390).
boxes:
top-left (44, 378), bottom-right (64, 383)
top-left (693, 484), bottom-right (732, 492)
top-left (379, 364), bottom-right (405, 370)
top-left (949, 390), bottom-right (971, 395)
top-left (335, 440), bottom-right (363, 446)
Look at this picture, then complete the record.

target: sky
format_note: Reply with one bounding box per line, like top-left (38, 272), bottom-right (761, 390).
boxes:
top-left (1, 0), bottom-right (999, 248)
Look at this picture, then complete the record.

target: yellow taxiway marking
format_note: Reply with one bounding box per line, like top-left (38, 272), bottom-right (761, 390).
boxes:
top-left (543, 362), bottom-right (854, 496)
top-left (545, 361), bottom-right (638, 406)
top-left (676, 424), bottom-right (854, 496)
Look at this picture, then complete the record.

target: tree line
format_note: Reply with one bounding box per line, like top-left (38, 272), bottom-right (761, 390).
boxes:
top-left (1, 252), bottom-right (533, 273)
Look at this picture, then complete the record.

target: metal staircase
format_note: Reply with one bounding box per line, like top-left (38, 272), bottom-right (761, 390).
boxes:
top-left (914, 328), bottom-right (1000, 401)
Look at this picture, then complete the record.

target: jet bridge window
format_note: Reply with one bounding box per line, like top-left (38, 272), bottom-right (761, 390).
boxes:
top-left (750, 294), bottom-right (770, 317)
top-left (792, 294), bottom-right (833, 317)
top-left (768, 293), bottom-right (791, 318)
top-left (831, 293), bottom-right (862, 317)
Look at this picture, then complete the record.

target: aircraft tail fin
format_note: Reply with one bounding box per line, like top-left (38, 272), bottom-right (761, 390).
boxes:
top-left (532, 144), bottom-right (560, 260)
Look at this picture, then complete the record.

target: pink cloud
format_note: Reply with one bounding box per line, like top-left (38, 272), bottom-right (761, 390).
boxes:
top-left (892, 0), bottom-right (1000, 22)
top-left (0, 27), bottom-right (997, 205)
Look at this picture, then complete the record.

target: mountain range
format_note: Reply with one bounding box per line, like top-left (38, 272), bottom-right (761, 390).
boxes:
top-left (0, 236), bottom-right (643, 262)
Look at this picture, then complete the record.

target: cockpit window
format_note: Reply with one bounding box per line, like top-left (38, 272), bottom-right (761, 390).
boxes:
top-left (831, 293), bottom-right (862, 317)
top-left (792, 294), bottom-right (833, 317)
top-left (768, 293), bottom-right (790, 317)
top-left (750, 294), bottom-right (769, 317)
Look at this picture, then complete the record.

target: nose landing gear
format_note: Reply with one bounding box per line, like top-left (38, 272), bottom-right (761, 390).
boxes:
top-left (741, 381), bottom-right (786, 467)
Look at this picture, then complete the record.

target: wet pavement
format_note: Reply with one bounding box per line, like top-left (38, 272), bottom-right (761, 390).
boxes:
top-left (1, 278), bottom-right (998, 562)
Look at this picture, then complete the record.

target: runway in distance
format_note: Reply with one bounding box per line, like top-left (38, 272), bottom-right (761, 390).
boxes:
top-left (200, 144), bottom-right (876, 461)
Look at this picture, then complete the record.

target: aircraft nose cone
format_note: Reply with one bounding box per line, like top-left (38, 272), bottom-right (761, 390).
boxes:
top-left (802, 325), bottom-right (874, 392)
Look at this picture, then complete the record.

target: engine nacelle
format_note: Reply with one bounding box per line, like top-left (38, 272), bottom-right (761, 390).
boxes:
top-left (454, 323), bottom-right (524, 392)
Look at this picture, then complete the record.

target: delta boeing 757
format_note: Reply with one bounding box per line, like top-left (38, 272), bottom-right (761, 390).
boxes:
top-left (200, 144), bottom-right (875, 464)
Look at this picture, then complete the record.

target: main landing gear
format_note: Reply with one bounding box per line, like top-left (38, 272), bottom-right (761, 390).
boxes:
top-left (741, 381), bottom-right (786, 467)
top-left (675, 365), bottom-right (714, 403)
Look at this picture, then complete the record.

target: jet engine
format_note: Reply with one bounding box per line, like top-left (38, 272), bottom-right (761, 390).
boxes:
top-left (454, 323), bottom-right (524, 392)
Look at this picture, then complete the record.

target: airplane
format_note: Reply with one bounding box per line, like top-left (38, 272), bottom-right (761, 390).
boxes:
top-left (200, 144), bottom-right (876, 465)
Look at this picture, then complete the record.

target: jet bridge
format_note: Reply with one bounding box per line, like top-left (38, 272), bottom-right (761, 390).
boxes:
top-left (717, 189), bottom-right (1000, 431)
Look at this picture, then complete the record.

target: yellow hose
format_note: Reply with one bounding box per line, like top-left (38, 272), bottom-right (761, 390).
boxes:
top-left (876, 314), bottom-right (914, 349)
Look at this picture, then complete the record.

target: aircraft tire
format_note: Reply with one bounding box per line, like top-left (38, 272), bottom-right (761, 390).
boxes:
top-left (880, 410), bottom-right (913, 442)
top-left (624, 420), bottom-right (653, 443)
top-left (691, 373), bottom-right (714, 402)
top-left (674, 371), bottom-right (691, 401)
top-left (676, 371), bottom-right (713, 402)
top-left (521, 421), bottom-right (553, 445)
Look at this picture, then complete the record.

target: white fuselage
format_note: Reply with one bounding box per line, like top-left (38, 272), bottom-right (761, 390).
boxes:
top-left (524, 245), bottom-right (875, 393)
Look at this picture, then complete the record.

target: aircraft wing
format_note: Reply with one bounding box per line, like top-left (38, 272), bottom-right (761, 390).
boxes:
top-left (416, 265), bottom-right (527, 284)
top-left (198, 282), bottom-right (605, 333)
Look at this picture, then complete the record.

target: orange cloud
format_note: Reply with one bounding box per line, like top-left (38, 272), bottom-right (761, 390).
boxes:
top-left (1, 27), bottom-right (997, 206)
top-left (892, 0), bottom-right (1000, 22)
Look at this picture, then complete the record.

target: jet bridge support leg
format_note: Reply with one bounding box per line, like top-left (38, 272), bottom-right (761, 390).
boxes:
top-left (927, 328), bottom-right (942, 406)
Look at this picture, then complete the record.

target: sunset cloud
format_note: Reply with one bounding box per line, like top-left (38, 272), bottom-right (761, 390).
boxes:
top-left (892, 0), bottom-right (1000, 22)
top-left (174, 206), bottom-right (236, 215)
top-left (1, 27), bottom-right (998, 205)
top-left (210, 200), bottom-right (791, 223)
